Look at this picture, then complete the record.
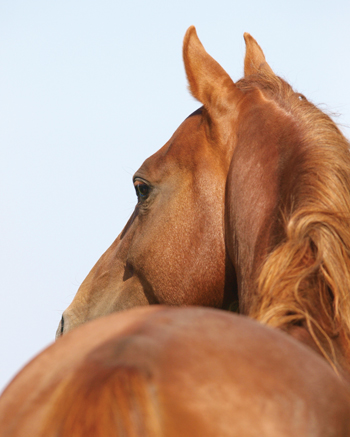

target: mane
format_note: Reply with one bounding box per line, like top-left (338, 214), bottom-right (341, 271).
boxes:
top-left (238, 71), bottom-right (350, 363)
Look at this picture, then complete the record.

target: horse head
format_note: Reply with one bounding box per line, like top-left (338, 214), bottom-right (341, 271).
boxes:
top-left (57, 27), bottom-right (246, 336)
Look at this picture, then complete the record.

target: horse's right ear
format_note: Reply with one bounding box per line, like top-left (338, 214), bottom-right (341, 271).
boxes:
top-left (183, 26), bottom-right (242, 121)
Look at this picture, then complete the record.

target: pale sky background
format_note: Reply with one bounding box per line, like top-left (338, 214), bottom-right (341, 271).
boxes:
top-left (1, 0), bottom-right (350, 391)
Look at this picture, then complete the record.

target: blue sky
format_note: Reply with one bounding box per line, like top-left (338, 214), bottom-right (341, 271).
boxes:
top-left (1, 0), bottom-right (349, 391)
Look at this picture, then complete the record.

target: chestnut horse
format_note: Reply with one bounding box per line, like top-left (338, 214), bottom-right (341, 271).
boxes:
top-left (57, 27), bottom-right (350, 381)
top-left (56, 26), bottom-right (242, 336)
top-left (58, 28), bottom-right (350, 375)
top-left (225, 34), bottom-right (350, 379)
top-left (2, 27), bottom-right (350, 436)
top-left (56, 26), bottom-right (350, 382)
top-left (2, 307), bottom-right (350, 436)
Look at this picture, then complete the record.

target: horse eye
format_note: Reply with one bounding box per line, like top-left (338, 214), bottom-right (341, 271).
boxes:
top-left (134, 181), bottom-right (150, 201)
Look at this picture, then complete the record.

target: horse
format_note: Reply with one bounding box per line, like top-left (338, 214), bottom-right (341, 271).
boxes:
top-left (57, 28), bottom-right (350, 378)
top-left (224, 32), bottom-right (350, 379)
top-left (3, 26), bottom-right (350, 436)
top-left (2, 306), bottom-right (350, 436)
top-left (56, 26), bottom-right (350, 380)
top-left (55, 26), bottom-right (244, 337)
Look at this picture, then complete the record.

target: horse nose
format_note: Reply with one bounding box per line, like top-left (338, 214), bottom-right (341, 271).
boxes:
top-left (55, 315), bottom-right (65, 340)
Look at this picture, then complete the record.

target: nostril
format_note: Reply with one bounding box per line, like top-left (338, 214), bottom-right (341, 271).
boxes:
top-left (60, 316), bottom-right (64, 335)
top-left (55, 315), bottom-right (65, 340)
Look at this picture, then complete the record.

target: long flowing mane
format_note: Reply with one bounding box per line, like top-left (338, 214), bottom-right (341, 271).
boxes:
top-left (238, 70), bottom-right (350, 363)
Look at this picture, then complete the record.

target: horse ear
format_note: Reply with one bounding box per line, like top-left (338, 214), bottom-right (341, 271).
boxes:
top-left (243, 33), bottom-right (274, 77)
top-left (183, 26), bottom-right (241, 119)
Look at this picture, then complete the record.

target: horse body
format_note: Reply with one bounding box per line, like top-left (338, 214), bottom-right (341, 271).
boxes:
top-left (2, 307), bottom-right (350, 436)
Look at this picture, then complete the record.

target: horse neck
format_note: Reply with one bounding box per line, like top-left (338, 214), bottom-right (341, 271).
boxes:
top-left (242, 95), bottom-right (350, 376)
top-left (227, 98), bottom-right (296, 313)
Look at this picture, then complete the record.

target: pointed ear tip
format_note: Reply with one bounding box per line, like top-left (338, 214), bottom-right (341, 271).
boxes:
top-left (183, 26), bottom-right (201, 56)
top-left (243, 32), bottom-right (254, 43)
top-left (185, 25), bottom-right (197, 39)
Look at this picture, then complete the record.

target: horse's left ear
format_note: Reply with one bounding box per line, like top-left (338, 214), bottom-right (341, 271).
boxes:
top-left (243, 33), bottom-right (274, 77)
top-left (183, 26), bottom-right (242, 121)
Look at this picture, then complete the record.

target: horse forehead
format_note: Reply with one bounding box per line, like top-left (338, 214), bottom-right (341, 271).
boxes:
top-left (165, 113), bottom-right (209, 158)
top-left (137, 110), bottom-right (209, 176)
